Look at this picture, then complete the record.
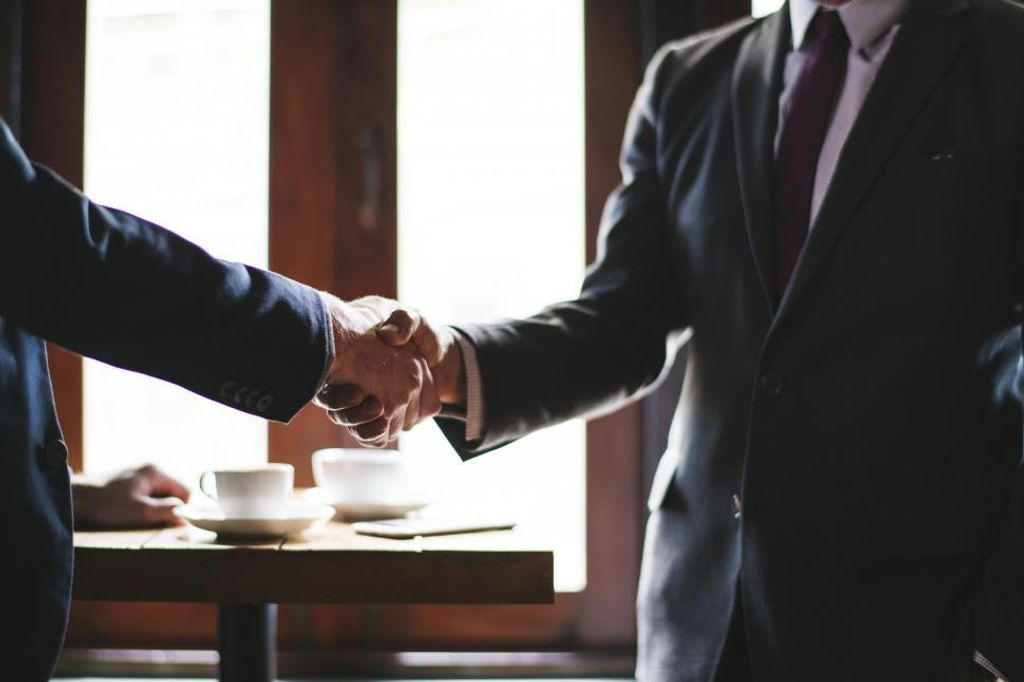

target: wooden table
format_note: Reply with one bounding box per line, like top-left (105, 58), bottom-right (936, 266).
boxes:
top-left (73, 522), bottom-right (554, 682)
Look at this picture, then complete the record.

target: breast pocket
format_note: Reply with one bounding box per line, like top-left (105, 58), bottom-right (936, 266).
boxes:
top-left (880, 153), bottom-right (1015, 327)
top-left (890, 152), bottom-right (1014, 209)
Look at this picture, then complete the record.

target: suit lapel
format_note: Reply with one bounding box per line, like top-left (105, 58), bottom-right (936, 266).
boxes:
top-left (731, 9), bottom-right (790, 313)
top-left (774, 0), bottom-right (974, 324)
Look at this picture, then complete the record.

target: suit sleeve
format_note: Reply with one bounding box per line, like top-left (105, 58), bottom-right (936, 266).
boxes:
top-left (437, 46), bottom-right (688, 457)
top-left (973, 182), bottom-right (1024, 682)
top-left (0, 119), bottom-right (330, 423)
top-left (974, 463), bottom-right (1024, 682)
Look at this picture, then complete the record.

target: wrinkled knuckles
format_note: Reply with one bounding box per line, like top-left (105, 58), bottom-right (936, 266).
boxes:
top-left (389, 308), bottom-right (414, 329)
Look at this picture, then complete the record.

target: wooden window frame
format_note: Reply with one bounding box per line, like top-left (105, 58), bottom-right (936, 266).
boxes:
top-left (15, 0), bottom-right (87, 473)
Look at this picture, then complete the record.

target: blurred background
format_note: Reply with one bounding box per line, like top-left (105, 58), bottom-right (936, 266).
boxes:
top-left (1, 0), bottom-right (781, 678)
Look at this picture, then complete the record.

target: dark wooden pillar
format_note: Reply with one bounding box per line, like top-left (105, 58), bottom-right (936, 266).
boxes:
top-left (5, 0), bottom-right (87, 471)
top-left (268, 0), bottom-right (398, 485)
top-left (636, 0), bottom-right (753, 508)
top-left (0, 0), bottom-right (22, 133)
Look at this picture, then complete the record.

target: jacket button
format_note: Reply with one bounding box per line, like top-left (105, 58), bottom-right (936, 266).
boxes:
top-left (45, 439), bottom-right (69, 467)
top-left (758, 373), bottom-right (782, 396)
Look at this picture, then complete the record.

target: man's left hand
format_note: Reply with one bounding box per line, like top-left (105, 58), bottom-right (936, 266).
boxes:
top-left (72, 464), bottom-right (191, 529)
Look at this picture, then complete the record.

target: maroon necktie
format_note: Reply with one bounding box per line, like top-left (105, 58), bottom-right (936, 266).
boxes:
top-left (774, 10), bottom-right (849, 295)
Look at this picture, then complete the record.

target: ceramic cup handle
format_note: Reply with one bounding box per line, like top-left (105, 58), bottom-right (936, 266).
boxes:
top-left (198, 471), bottom-right (217, 500)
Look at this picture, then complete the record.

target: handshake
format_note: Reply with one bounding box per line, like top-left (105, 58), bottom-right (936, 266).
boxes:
top-left (314, 294), bottom-right (465, 447)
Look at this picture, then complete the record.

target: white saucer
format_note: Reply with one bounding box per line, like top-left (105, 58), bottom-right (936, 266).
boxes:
top-left (301, 487), bottom-right (432, 520)
top-left (174, 500), bottom-right (335, 538)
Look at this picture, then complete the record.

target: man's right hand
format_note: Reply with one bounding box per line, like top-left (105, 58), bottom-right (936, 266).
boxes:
top-left (376, 308), bottom-right (466, 408)
top-left (314, 295), bottom-right (448, 447)
top-left (316, 298), bottom-right (466, 446)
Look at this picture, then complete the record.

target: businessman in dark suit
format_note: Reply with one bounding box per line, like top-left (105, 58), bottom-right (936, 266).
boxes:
top-left (0, 116), bottom-right (440, 679)
top-left (332, 0), bottom-right (1024, 679)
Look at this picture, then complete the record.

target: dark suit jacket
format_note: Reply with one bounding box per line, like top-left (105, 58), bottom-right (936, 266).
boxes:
top-left (440, 1), bottom-right (1024, 679)
top-left (0, 119), bottom-right (329, 680)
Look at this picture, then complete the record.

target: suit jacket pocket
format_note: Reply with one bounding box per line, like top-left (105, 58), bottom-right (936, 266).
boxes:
top-left (879, 497), bottom-right (999, 558)
top-left (893, 153), bottom-right (1012, 186)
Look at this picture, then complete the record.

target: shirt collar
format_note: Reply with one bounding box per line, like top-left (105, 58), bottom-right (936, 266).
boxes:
top-left (789, 0), bottom-right (911, 54)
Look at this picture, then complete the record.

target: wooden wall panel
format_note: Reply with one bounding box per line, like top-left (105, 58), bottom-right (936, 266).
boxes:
top-left (708, 0), bottom-right (754, 26)
top-left (0, 0), bottom-right (22, 132)
top-left (579, 0), bottom-right (646, 647)
top-left (20, 0), bottom-right (86, 471)
top-left (268, 0), bottom-right (398, 485)
top-left (266, 0), bottom-right (399, 649)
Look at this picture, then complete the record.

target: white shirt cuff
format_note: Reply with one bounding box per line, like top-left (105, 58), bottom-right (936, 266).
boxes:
top-left (974, 650), bottom-right (1007, 681)
top-left (454, 331), bottom-right (485, 443)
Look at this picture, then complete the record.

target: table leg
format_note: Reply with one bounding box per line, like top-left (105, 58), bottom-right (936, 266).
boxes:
top-left (218, 603), bottom-right (277, 682)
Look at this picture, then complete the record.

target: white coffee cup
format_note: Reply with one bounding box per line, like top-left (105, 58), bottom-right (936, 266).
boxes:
top-left (199, 463), bottom-right (294, 518)
top-left (312, 449), bottom-right (414, 505)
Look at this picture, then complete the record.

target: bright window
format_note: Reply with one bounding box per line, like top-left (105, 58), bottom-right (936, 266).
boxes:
top-left (82, 0), bottom-right (270, 486)
top-left (397, 0), bottom-right (587, 592)
top-left (753, 0), bottom-right (785, 18)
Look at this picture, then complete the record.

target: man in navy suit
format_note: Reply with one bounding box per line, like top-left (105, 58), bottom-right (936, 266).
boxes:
top-left (0, 116), bottom-right (440, 679)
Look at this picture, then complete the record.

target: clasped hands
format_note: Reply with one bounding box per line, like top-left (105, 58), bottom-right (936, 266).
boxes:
top-left (315, 295), bottom-right (465, 447)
